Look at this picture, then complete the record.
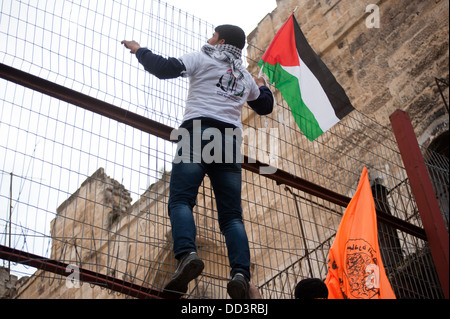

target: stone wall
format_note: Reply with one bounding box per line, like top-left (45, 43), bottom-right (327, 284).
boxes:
top-left (1, 267), bottom-right (27, 299)
top-left (14, 168), bottom-right (136, 299)
top-left (12, 0), bottom-right (448, 299)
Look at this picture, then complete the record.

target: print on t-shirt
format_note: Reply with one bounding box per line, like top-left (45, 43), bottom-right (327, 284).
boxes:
top-left (216, 69), bottom-right (245, 102)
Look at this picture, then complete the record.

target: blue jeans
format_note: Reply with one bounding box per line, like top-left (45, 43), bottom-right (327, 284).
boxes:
top-left (168, 121), bottom-right (250, 280)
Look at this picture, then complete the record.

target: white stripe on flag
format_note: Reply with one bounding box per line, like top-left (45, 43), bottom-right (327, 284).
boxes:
top-left (282, 54), bottom-right (339, 132)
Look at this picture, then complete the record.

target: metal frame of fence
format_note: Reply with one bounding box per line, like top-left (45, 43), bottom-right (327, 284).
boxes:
top-left (0, 0), bottom-right (448, 299)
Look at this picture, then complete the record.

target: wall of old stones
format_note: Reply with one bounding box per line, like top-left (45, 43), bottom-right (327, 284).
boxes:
top-left (247, 0), bottom-right (449, 146)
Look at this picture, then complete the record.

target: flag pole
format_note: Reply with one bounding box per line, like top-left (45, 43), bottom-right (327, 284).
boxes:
top-left (258, 6), bottom-right (297, 78)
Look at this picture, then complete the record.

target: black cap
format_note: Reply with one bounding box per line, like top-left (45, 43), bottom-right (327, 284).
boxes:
top-left (215, 24), bottom-right (246, 49)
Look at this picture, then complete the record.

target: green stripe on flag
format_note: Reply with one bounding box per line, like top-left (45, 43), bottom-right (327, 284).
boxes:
top-left (259, 60), bottom-right (324, 141)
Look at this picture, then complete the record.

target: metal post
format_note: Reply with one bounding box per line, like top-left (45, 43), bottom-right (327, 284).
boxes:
top-left (9, 173), bottom-right (12, 272)
top-left (390, 109), bottom-right (449, 299)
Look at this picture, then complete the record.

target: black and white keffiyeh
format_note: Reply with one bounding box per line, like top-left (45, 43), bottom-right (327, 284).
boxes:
top-left (201, 44), bottom-right (245, 80)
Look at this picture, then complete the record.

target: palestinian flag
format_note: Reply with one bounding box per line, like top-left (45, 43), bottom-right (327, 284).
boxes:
top-left (258, 14), bottom-right (354, 141)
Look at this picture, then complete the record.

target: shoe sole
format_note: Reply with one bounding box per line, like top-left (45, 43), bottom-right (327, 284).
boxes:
top-left (227, 279), bottom-right (248, 299)
top-left (164, 259), bottom-right (204, 294)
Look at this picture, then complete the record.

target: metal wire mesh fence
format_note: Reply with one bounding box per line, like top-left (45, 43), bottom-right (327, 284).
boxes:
top-left (0, 0), bottom-right (447, 299)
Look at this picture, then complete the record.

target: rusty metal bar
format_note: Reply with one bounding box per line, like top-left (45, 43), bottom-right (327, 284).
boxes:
top-left (0, 244), bottom-right (178, 299)
top-left (0, 63), bottom-right (426, 240)
top-left (241, 156), bottom-right (426, 240)
top-left (390, 109), bottom-right (449, 299)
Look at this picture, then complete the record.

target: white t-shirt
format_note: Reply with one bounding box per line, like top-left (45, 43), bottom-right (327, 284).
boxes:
top-left (179, 51), bottom-right (260, 129)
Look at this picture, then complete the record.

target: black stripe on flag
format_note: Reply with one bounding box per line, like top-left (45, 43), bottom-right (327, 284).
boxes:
top-left (292, 15), bottom-right (354, 120)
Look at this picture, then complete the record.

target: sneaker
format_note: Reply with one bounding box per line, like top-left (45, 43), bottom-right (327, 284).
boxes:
top-left (227, 273), bottom-right (250, 299)
top-left (164, 252), bottom-right (204, 294)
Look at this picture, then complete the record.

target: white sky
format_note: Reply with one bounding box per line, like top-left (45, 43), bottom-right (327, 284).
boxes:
top-left (161, 0), bottom-right (277, 36)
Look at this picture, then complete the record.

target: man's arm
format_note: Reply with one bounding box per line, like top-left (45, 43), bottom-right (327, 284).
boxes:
top-left (121, 40), bottom-right (186, 79)
top-left (247, 77), bottom-right (274, 116)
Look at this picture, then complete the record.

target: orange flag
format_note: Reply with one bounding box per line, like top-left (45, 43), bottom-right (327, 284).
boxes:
top-left (325, 167), bottom-right (396, 299)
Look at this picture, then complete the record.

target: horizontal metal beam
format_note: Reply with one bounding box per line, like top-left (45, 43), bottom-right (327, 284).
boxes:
top-left (0, 63), bottom-right (426, 241)
top-left (390, 109), bottom-right (449, 298)
top-left (0, 244), bottom-right (178, 299)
